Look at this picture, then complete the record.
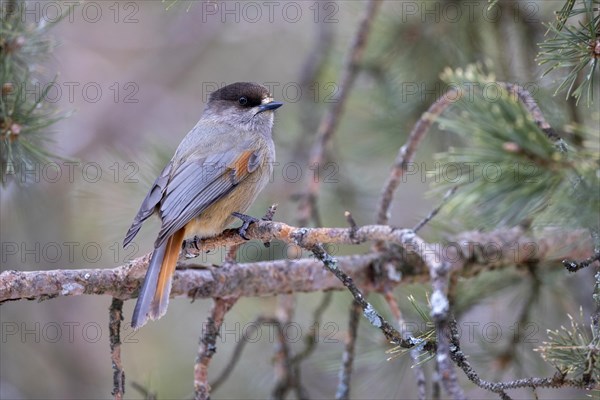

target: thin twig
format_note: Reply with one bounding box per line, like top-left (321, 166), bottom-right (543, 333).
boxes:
top-left (224, 243), bottom-right (240, 264)
top-left (592, 270), bottom-right (600, 357)
top-left (298, 0), bottom-right (382, 226)
top-left (432, 363), bottom-right (441, 400)
top-left (295, 0), bottom-right (335, 161)
top-left (271, 294), bottom-right (310, 399)
top-left (563, 252), bottom-right (600, 272)
top-left (411, 347), bottom-right (428, 400)
top-left (368, 83), bottom-right (572, 398)
top-left (345, 210), bottom-right (360, 244)
top-left (413, 187), bottom-right (458, 233)
top-left (210, 315), bottom-right (308, 395)
top-left (291, 292), bottom-right (333, 364)
top-left (383, 290), bottom-right (426, 400)
top-left (503, 83), bottom-right (562, 143)
top-left (447, 319), bottom-right (595, 393)
top-left (436, 320), bottom-right (466, 400)
top-left (310, 244), bottom-right (420, 348)
top-left (194, 297), bottom-right (238, 400)
top-left (290, 292), bottom-right (335, 397)
top-left (130, 382), bottom-right (157, 400)
top-left (376, 82), bottom-right (561, 231)
top-left (497, 264), bottom-right (541, 371)
top-left (210, 317), bottom-right (269, 392)
top-left (335, 300), bottom-right (361, 400)
top-left (427, 236), bottom-right (465, 399)
top-left (109, 298), bottom-right (125, 400)
top-left (262, 203), bottom-right (278, 222)
top-left (376, 88), bottom-right (461, 228)
top-left (271, 319), bottom-right (305, 400)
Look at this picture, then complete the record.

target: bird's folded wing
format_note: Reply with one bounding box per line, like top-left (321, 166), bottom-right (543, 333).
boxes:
top-left (154, 148), bottom-right (261, 247)
top-left (123, 162), bottom-right (172, 247)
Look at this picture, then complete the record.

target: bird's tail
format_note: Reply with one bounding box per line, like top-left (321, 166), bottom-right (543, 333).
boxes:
top-left (131, 228), bottom-right (185, 329)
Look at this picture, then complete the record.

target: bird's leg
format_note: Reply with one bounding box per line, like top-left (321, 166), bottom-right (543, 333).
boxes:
top-left (182, 235), bottom-right (203, 251)
top-left (232, 212), bottom-right (258, 240)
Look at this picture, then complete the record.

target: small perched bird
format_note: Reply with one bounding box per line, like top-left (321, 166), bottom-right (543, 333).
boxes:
top-left (124, 82), bottom-right (282, 329)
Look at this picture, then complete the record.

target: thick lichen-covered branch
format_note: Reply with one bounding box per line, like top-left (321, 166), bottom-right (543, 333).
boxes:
top-left (0, 223), bottom-right (593, 303)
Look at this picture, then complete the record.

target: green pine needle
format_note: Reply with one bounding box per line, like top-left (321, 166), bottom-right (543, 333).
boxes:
top-left (538, 0), bottom-right (600, 106)
top-left (535, 308), bottom-right (600, 382)
top-left (432, 65), bottom-right (580, 229)
top-left (1, 1), bottom-right (73, 186)
top-left (386, 295), bottom-right (435, 365)
top-left (431, 64), bottom-right (599, 232)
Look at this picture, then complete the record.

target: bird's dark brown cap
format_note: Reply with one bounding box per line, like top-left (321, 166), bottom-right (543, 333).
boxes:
top-left (209, 82), bottom-right (272, 106)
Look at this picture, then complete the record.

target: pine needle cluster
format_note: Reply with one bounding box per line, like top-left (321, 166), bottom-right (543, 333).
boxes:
top-left (0, 0), bottom-right (71, 186)
top-left (432, 64), bottom-right (599, 232)
top-left (538, 0), bottom-right (600, 106)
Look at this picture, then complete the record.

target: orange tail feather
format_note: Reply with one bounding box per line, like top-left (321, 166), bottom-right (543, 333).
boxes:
top-left (131, 228), bottom-right (185, 329)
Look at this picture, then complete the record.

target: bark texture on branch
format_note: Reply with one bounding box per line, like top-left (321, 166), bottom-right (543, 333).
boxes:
top-left (0, 222), bottom-right (592, 304)
top-left (194, 297), bottom-right (238, 400)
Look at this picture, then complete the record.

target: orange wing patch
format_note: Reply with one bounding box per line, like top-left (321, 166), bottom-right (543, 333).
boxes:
top-left (230, 150), bottom-right (256, 181)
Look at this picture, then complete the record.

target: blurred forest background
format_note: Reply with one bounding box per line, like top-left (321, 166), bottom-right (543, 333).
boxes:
top-left (1, 0), bottom-right (598, 399)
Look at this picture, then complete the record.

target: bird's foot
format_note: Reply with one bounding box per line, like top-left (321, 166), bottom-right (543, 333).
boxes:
top-left (183, 235), bottom-right (203, 251)
top-left (232, 212), bottom-right (258, 240)
top-left (182, 235), bottom-right (204, 258)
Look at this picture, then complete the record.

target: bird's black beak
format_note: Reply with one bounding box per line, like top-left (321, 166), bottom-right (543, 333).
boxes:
top-left (257, 101), bottom-right (283, 113)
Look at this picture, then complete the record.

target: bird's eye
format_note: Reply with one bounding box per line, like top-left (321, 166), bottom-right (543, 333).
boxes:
top-left (238, 96), bottom-right (248, 106)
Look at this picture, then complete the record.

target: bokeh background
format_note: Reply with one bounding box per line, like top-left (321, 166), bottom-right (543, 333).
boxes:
top-left (1, 1), bottom-right (597, 399)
